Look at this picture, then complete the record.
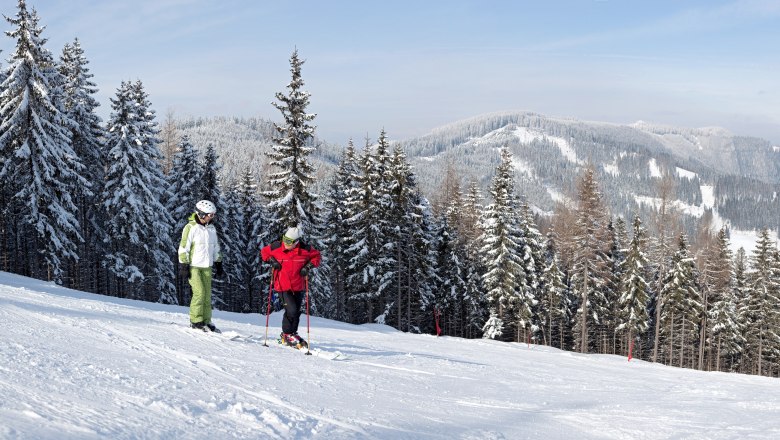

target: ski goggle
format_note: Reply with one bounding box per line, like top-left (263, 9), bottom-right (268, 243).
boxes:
top-left (197, 210), bottom-right (216, 219)
top-left (282, 235), bottom-right (299, 246)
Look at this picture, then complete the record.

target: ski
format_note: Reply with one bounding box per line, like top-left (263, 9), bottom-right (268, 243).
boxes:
top-left (275, 337), bottom-right (347, 360)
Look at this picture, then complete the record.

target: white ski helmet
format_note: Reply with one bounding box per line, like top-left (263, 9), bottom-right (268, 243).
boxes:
top-left (282, 226), bottom-right (301, 245)
top-left (195, 200), bottom-right (217, 216)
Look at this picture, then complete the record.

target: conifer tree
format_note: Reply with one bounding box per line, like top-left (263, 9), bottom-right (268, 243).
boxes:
top-left (345, 136), bottom-right (390, 323)
top-left (264, 49), bottom-right (319, 236)
top-left (405, 192), bottom-right (438, 332)
top-left (58, 38), bottom-right (105, 291)
top-left (745, 229), bottom-right (780, 376)
top-left (102, 80), bottom-right (174, 303)
top-left (166, 136), bottom-right (203, 223)
top-left (479, 148), bottom-right (528, 340)
top-left (604, 217), bottom-right (628, 354)
top-left (369, 131), bottom-right (402, 325)
top-left (659, 234), bottom-right (702, 368)
top-left (459, 180), bottom-right (487, 338)
top-left (540, 231), bottom-right (568, 348)
top-left (219, 185), bottom-right (247, 311)
top-left (238, 168), bottom-right (269, 314)
top-left (517, 202), bottom-right (542, 343)
top-left (733, 247), bottom-right (751, 373)
top-left (432, 215), bottom-right (467, 335)
top-left (322, 141), bottom-right (360, 321)
top-left (571, 167), bottom-right (610, 353)
top-left (617, 215), bottom-right (650, 357)
top-left (199, 143), bottom-right (226, 307)
top-left (165, 135), bottom-right (202, 304)
top-left (0, 0), bottom-right (86, 282)
top-left (703, 227), bottom-right (742, 371)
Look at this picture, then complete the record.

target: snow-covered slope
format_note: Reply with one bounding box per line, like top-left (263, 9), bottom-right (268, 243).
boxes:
top-left (2, 271), bottom-right (780, 439)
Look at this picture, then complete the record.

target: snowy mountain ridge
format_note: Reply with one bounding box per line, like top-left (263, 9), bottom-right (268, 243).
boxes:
top-left (176, 111), bottom-right (780, 242)
top-left (3, 270), bottom-right (780, 439)
top-left (400, 111), bottom-right (780, 241)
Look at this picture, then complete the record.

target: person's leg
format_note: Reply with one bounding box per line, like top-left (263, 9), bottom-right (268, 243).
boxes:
top-left (290, 291), bottom-right (304, 334)
top-left (189, 268), bottom-right (207, 324)
top-left (281, 290), bottom-right (298, 335)
top-left (202, 268), bottom-right (213, 324)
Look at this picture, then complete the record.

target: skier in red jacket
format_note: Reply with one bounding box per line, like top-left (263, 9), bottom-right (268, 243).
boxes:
top-left (261, 226), bottom-right (321, 347)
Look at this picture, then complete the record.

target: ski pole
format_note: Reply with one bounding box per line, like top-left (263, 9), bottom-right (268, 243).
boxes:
top-left (263, 269), bottom-right (275, 347)
top-left (305, 277), bottom-right (312, 355)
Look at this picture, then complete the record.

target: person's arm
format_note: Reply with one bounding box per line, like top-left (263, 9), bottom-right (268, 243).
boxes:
top-left (178, 224), bottom-right (193, 264)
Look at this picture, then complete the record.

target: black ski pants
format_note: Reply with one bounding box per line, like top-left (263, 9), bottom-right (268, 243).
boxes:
top-left (280, 290), bottom-right (304, 334)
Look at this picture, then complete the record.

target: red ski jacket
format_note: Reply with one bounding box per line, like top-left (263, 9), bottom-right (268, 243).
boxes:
top-left (261, 240), bottom-right (321, 292)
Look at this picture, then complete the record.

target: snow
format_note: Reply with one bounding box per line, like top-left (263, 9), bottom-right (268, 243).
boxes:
top-left (602, 160), bottom-right (620, 177)
top-left (676, 167), bottom-right (697, 180)
top-left (701, 185), bottom-right (715, 208)
top-left (648, 158), bottom-right (662, 178)
top-left (634, 185), bottom-right (772, 257)
top-left (511, 157), bottom-right (534, 178)
top-left (3, 271), bottom-right (780, 439)
top-left (512, 127), bottom-right (579, 164)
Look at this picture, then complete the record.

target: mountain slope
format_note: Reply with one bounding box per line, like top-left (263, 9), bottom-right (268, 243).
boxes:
top-left (2, 271), bottom-right (779, 439)
top-left (401, 112), bottom-right (780, 234)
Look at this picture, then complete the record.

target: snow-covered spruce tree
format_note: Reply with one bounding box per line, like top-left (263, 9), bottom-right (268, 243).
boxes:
top-left (432, 214), bottom-right (467, 336)
top-left (369, 131), bottom-right (401, 326)
top-left (264, 49), bottom-right (329, 314)
top-left (518, 202), bottom-right (542, 343)
top-left (238, 168), bottom-right (270, 314)
top-left (165, 135), bottom-right (203, 304)
top-left (199, 143), bottom-right (227, 308)
top-left (264, 49), bottom-right (319, 236)
top-left (616, 214), bottom-right (650, 358)
top-left (571, 167), bottom-right (611, 353)
top-left (732, 248), bottom-right (752, 374)
top-left (658, 234), bottom-right (702, 369)
top-left (219, 185), bottom-right (247, 312)
top-left (459, 180), bottom-right (488, 338)
top-left (479, 147), bottom-right (530, 341)
top-left (322, 140), bottom-right (360, 321)
top-left (540, 231), bottom-right (569, 349)
top-left (0, 48), bottom-right (7, 273)
top-left (605, 217), bottom-right (628, 355)
top-left (405, 191), bottom-right (438, 332)
top-left (58, 38), bottom-right (105, 292)
top-left (102, 80), bottom-right (175, 303)
top-left (0, 0), bottom-right (87, 282)
top-left (702, 227), bottom-right (742, 372)
top-left (166, 136), bottom-right (203, 224)
top-left (387, 141), bottom-right (431, 331)
top-left (346, 136), bottom-right (390, 323)
top-left (745, 229), bottom-right (780, 376)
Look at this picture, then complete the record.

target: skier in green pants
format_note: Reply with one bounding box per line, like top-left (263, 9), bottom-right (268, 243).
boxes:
top-left (178, 200), bottom-right (224, 332)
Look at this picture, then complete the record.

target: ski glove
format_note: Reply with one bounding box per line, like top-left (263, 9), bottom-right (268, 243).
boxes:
top-left (268, 256), bottom-right (282, 271)
top-left (179, 263), bottom-right (190, 279)
top-left (300, 261), bottom-right (314, 277)
top-left (213, 261), bottom-right (224, 277)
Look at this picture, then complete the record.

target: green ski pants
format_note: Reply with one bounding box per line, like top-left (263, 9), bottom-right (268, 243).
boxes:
top-left (189, 266), bottom-right (213, 324)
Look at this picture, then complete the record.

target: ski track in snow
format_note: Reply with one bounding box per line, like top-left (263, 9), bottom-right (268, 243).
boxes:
top-left (2, 272), bottom-right (780, 439)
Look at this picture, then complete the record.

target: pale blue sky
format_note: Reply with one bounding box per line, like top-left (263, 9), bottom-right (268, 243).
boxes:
top-left (6, 0), bottom-right (780, 143)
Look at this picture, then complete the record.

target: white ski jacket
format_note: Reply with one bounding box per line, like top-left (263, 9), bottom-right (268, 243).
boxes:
top-left (178, 213), bottom-right (222, 268)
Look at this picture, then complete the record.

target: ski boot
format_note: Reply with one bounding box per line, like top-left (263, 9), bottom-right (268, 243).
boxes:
top-left (290, 333), bottom-right (308, 349)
